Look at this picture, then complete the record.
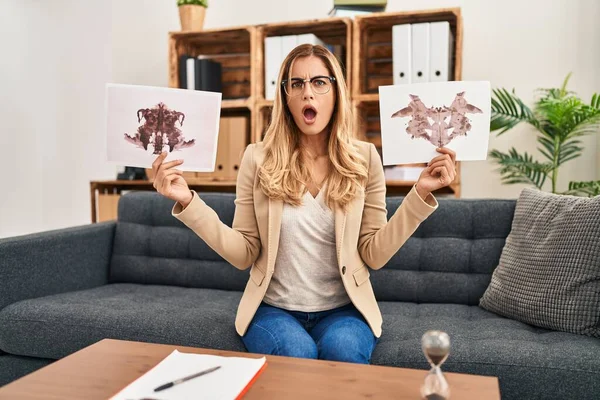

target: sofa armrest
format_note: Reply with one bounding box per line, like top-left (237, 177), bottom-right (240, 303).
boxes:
top-left (0, 221), bottom-right (116, 311)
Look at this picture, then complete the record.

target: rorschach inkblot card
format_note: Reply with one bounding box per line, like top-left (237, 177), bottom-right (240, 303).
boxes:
top-left (379, 81), bottom-right (491, 165)
top-left (105, 83), bottom-right (222, 172)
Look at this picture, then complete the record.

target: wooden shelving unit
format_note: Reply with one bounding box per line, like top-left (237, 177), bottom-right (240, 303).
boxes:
top-left (352, 8), bottom-right (463, 197)
top-left (92, 8), bottom-right (463, 222)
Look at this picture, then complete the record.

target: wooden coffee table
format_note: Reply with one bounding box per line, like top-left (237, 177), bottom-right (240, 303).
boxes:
top-left (0, 339), bottom-right (500, 399)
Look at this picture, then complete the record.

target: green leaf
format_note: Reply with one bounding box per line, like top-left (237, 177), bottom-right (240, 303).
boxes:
top-left (536, 95), bottom-right (600, 141)
top-left (177, 0), bottom-right (208, 7)
top-left (536, 136), bottom-right (556, 162)
top-left (489, 148), bottom-right (552, 189)
top-left (490, 88), bottom-right (539, 134)
top-left (560, 72), bottom-right (572, 96)
top-left (562, 180), bottom-right (600, 197)
top-left (591, 93), bottom-right (600, 110)
top-left (490, 74), bottom-right (600, 195)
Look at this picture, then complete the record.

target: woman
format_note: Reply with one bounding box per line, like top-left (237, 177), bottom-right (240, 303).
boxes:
top-left (151, 44), bottom-right (457, 364)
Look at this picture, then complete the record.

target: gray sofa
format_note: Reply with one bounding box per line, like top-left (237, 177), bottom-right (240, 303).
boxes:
top-left (1, 191), bottom-right (598, 399)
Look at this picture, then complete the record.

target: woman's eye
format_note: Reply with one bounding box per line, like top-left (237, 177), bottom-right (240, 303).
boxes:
top-left (291, 82), bottom-right (303, 89)
top-left (313, 79), bottom-right (326, 86)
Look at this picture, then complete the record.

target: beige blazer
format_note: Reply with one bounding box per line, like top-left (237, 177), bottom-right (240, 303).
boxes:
top-left (172, 140), bottom-right (438, 338)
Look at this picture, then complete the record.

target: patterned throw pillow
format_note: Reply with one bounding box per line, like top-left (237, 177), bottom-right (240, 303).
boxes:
top-left (479, 187), bottom-right (600, 337)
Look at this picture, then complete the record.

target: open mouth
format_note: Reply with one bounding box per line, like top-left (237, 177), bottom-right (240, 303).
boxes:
top-left (302, 105), bottom-right (317, 124)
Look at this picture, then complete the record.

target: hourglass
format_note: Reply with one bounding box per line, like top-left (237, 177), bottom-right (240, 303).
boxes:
top-left (420, 330), bottom-right (451, 400)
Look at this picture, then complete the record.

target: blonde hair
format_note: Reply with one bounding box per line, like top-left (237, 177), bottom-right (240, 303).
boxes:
top-left (258, 44), bottom-right (368, 211)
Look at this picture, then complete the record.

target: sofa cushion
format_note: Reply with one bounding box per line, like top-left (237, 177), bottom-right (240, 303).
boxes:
top-left (0, 354), bottom-right (54, 388)
top-left (110, 192), bottom-right (251, 292)
top-left (372, 302), bottom-right (600, 400)
top-left (372, 198), bottom-right (516, 305)
top-left (0, 284), bottom-right (246, 360)
top-left (479, 188), bottom-right (600, 337)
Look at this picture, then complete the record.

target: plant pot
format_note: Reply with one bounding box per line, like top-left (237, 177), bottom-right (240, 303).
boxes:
top-left (178, 5), bottom-right (206, 31)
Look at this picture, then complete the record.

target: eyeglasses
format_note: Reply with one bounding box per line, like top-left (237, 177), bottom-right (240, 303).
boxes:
top-left (281, 75), bottom-right (336, 97)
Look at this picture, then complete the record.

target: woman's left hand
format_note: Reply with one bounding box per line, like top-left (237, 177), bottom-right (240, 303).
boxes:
top-left (416, 147), bottom-right (457, 197)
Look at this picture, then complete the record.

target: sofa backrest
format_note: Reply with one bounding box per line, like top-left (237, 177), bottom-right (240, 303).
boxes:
top-left (377, 196), bottom-right (515, 305)
top-left (110, 191), bottom-right (250, 292)
top-left (110, 191), bottom-right (516, 305)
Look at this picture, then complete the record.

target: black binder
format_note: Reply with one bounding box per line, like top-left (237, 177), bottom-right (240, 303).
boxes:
top-left (178, 55), bottom-right (222, 93)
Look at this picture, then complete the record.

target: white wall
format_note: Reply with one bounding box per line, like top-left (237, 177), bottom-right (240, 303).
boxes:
top-left (1, 0), bottom-right (599, 238)
top-left (0, 1), bottom-right (114, 238)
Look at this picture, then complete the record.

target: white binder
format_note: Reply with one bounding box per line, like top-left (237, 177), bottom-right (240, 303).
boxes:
top-left (392, 24), bottom-right (411, 85)
top-left (264, 36), bottom-right (282, 100)
top-left (411, 23), bottom-right (430, 84)
top-left (429, 21), bottom-right (453, 82)
top-left (281, 35), bottom-right (298, 60)
top-left (296, 33), bottom-right (325, 46)
top-left (185, 57), bottom-right (195, 90)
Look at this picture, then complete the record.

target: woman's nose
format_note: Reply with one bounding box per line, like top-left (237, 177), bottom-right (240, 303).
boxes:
top-left (302, 82), bottom-right (315, 100)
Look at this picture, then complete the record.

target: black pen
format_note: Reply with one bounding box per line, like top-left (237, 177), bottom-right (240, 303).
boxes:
top-left (153, 365), bottom-right (222, 392)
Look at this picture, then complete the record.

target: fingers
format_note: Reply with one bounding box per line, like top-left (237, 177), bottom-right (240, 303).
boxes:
top-left (428, 158), bottom-right (456, 185)
top-left (153, 168), bottom-right (183, 192)
top-left (428, 150), bottom-right (456, 171)
top-left (436, 146), bottom-right (457, 163)
top-left (161, 173), bottom-right (182, 195)
top-left (151, 151), bottom-right (168, 177)
top-left (428, 158), bottom-right (456, 174)
top-left (431, 166), bottom-right (450, 185)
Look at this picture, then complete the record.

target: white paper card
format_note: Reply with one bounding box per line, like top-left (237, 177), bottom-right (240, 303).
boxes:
top-left (109, 350), bottom-right (266, 400)
top-left (105, 83), bottom-right (222, 171)
top-left (379, 81), bottom-right (491, 165)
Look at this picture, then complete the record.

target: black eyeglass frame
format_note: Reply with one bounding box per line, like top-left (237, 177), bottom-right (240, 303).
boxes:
top-left (281, 75), bottom-right (337, 96)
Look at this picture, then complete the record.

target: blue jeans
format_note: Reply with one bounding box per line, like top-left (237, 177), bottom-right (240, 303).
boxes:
top-left (241, 302), bottom-right (379, 364)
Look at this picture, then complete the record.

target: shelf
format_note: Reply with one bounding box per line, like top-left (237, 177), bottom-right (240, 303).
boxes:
top-left (168, 27), bottom-right (256, 101)
top-left (257, 17), bottom-right (353, 101)
top-left (222, 99), bottom-right (252, 110)
top-left (354, 93), bottom-right (380, 103)
top-left (163, 9), bottom-right (463, 197)
top-left (352, 8), bottom-right (463, 97)
top-left (256, 99), bottom-right (274, 108)
top-left (254, 102), bottom-right (274, 142)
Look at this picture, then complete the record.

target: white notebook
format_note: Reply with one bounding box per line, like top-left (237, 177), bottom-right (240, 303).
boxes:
top-left (109, 349), bottom-right (267, 400)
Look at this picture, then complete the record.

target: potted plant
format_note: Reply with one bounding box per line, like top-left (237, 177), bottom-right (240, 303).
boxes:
top-left (489, 73), bottom-right (600, 197)
top-left (178, 0), bottom-right (208, 32)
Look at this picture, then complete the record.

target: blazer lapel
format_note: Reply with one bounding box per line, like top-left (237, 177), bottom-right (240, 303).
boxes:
top-left (267, 197), bottom-right (283, 271)
top-left (334, 201), bottom-right (347, 268)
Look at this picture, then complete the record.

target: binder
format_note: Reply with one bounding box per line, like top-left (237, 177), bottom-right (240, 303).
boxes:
top-left (392, 24), bottom-right (411, 85)
top-left (296, 33), bottom-right (325, 46)
top-left (264, 36), bottom-right (282, 100)
top-left (429, 21), bottom-right (453, 82)
top-left (281, 35), bottom-right (297, 61)
top-left (178, 55), bottom-right (187, 89)
top-left (185, 57), bottom-right (196, 90)
top-left (196, 116), bottom-right (233, 180)
top-left (195, 58), bottom-right (223, 93)
top-left (226, 117), bottom-right (249, 180)
top-left (411, 23), bottom-right (430, 84)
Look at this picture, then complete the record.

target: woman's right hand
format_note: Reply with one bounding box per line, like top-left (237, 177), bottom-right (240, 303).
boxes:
top-left (151, 152), bottom-right (193, 208)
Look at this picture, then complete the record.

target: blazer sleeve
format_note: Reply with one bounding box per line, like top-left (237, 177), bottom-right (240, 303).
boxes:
top-left (358, 143), bottom-right (439, 270)
top-left (171, 143), bottom-right (261, 270)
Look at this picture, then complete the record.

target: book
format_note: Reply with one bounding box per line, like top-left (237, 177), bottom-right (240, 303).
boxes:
top-left (334, 0), bottom-right (387, 6)
top-left (109, 349), bottom-right (267, 400)
top-left (328, 5), bottom-right (386, 17)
